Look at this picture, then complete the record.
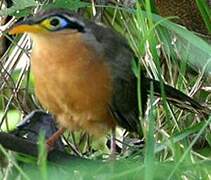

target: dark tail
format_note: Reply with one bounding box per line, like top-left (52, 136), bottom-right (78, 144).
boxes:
top-left (145, 77), bottom-right (211, 117)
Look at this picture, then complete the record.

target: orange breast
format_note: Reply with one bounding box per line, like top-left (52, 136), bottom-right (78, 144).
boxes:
top-left (30, 32), bottom-right (116, 136)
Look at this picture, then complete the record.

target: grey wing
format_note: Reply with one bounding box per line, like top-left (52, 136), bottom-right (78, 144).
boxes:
top-left (88, 22), bottom-right (146, 133)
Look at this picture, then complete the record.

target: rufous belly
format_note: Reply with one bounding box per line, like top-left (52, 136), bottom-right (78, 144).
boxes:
top-left (30, 32), bottom-right (116, 136)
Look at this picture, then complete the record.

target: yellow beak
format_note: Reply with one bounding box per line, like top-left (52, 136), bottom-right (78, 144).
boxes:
top-left (9, 24), bottom-right (45, 35)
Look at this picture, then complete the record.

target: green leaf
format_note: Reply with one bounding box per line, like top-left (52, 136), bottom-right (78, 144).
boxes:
top-left (196, 0), bottom-right (211, 32)
top-left (155, 122), bottom-right (205, 153)
top-left (0, 110), bottom-right (20, 132)
top-left (154, 14), bottom-right (211, 74)
top-left (0, 0), bottom-right (37, 17)
top-left (43, 0), bottom-right (89, 11)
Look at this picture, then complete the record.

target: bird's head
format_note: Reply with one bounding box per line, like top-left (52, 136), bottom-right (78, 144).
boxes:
top-left (9, 9), bottom-right (86, 35)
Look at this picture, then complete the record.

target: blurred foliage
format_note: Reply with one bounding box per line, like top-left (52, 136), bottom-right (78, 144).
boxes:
top-left (0, 110), bottom-right (20, 132)
top-left (7, 157), bottom-right (211, 180)
top-left (0, 0), bottom-right (37, 17)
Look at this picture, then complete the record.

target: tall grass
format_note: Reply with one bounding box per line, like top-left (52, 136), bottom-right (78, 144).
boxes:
top-left (0, 0), bottom-right (211, 179)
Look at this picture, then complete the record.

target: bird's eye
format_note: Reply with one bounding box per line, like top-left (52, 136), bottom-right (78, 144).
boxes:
top-left (41, 16), bottom-right (68, 31)
top-left (49, 18), bottom-right (60, 27)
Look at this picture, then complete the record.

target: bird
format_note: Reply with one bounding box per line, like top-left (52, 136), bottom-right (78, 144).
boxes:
top-left (8, 8), bottom-right (210, 149)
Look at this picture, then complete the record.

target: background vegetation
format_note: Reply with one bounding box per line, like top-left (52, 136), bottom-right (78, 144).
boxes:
top-left (0, 0), bottom-right (211, 179)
